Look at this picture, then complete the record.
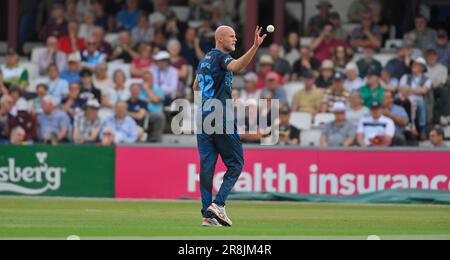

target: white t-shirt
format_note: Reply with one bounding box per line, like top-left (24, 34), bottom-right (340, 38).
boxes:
top-left (344, 77), bottom-right (365, 92)
top-left (357, 115), bottom-right (395, 146)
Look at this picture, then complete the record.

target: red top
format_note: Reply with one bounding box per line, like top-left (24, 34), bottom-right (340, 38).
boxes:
top-left (58, 37), bottom-right (85, 55)
top-left (256, 71), bottom-right (284, 89)
top-left (314, 39), bottom-right (349, 63)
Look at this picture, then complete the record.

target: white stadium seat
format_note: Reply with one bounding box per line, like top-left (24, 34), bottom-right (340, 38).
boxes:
top-left (375, 53), bottom-right (396, 67)
top-left (385, 39), bottom-right (404, 51)
top-left (105, 33), bottom-right (120, 46)
top-left (343, 23), bottom-right (360, 34)
top-left (300, 37), bottom-right (313, 47)
top-left (125, 78), bottom-right (144, 90)
top-left (289, 112), bottom-right (312, 130)
top-left (284, 81), bottom-right (304, 107)
top-left (107, 63), bottom-right (131, 80)
top-left (28, 77), bottom-right (49, 93)
top-left (21, 62), bottom-right (39, 81)
top-left (24, 42), bottom-right (45, 56)
top-left (300, 129), bottom-right (322, 147)
top-left (314, 113), bottom-right (335, 128)
top-left (31, 47), bottom-right (47, 64)
top-left (98, 108), bottom-right (114, 123)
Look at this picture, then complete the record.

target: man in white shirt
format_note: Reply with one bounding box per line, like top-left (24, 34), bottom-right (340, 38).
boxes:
top-left (150, 51), bottom-right (179, 106)
top-left (357, 101), bottom-right (395, 147)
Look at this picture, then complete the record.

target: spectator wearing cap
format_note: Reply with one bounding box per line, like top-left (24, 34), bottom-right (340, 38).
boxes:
top-left (38, 95), bottom-right (71, 143)
top-left (9, 126), bottom-right (26, 145)
top-left (292, 71), bottom-right (323, 115)
top-left (93, 63), bottom-right (114, 96)
top-left (9, 99), bottom-right (38, 142)
top-left (80, 36), bottom-right (107, 71)
top-left (349, 12), bottom-right (382, 52)
top-left (427, 29), bottom-right (450, 71)
top-left (382, 91), bottom-right (409, 145)
top-left (132, 15), bottom-right (154, 44)
top-left (58, 21), bottom-right (85, 55)
top-left (315, 59), bottom-right (335, 89)
top-left (46, 64), bottom-right (69, 105)
top-left (73, 99), bottom-right (102, 144)
top-left (407, 15), bottom-right (437, 51)
top-left (39, 4), bottom-right (68, 41)
top-left (101, 101), bottom-right (139, 144)
top-left (131, 44), bottom-right (154, 79)
top-left (30, 84), bottom-right (48, 115)
top-left (260, 72), bottom-right (289, 107)
top-left (117, 0), bottom-right (142, 30)
top-left (1, 49), bottom-right (29, 90)
top-left (60, 53), bottom-right (82, 84)
top-left (321, 71), bottom-right (350, 112)
top-left (241, 73), bottom-right (261, 103)
top-left (356, 47), bottom-right (382, 78)
top-left (291, 46), bottom-right (321, 81)
top-left (61, 82), bottom-right (86, 121)
top-left (79, 69), bottom-right (102, 103)
top-left (357, 101), bottom-right (395, 147)
top-left (359, 66), bottom-right (385, 108)
top-left (278, 106), bottom-right (300, 146)
top-left (269, 44), bottom-right (292, 81)
top-left (346, 91), bottom-right (370, 127)
top-left (151, 51), bottom-right (180, 106)
top-left (308, 0), bottom-right (333, 36)
top-left (103, 70), bottom-right (131, 109)
top-left (425, 49), bottom-right (450, 125)
top-left (310, 23), bottom-right (350, 63)
top-left (429, 127), bottom-right (447, 148)
top-left (127, 83), bottom-right (148, 137)
top-left (321, 102), bottom-right (356, 147)
top-left (39, 36), bottom-right (68, 76)
top-left (329, 12), bottom-right (348, 41)
top-left (385, 43), bottom-right (411, 81)
top-left (399, 57), bottom-right (432, 139)
top-left (257, 55), bottom-right (282, 89)
top-left (344, 63), bottom-right (365, 92)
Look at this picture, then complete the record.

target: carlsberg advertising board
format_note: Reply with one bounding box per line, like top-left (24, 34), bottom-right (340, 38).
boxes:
top-left (0, 145), bottom-right (115, 197)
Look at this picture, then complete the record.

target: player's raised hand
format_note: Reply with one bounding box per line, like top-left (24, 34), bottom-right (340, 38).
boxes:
top-left (254, 26), bottom-right (267, 48)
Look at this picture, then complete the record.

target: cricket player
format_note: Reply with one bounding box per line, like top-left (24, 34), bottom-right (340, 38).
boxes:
top-left (193, 26), bottom-right (267, 227)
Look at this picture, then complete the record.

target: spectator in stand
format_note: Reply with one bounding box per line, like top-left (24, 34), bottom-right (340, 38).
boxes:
top-left (344, 63), bottom-right (365, 92)
top-left (308, 0), bottom-right (333, 36)
top-left (310, 23), bottom-right (350, 63)
top-left (132, 15), bottom-right (153, 45)
top-left (39, 36), bottom-right (68, 76)
top-left (78, 12), bottom-right (97, 40)
top-left (349, 12), bottom-right (382, 52)
top-left (429, 127), bottom-right (447, 148)
top-left (61, 82), bottom-right (85, 121)
top-left (347, 0), bottom-right (377, 23)
top-left (346, 91), bottom-right (370, 127)
top-left (329, 12), bottom-right (348, 41)
top-left (427, 29), bottom-right (450, 71)
top-left (76, 0), bottom-right (95, 22)
top-left (321, 102), bottom-right (356, 147)
top-left (281, 32), bottom-right (301, 67)
top-left (60, 53), bottom-right (82, 84)
top-left (315, 60), bottom-right (335, 89)
top-left (150, 51), bottom-right (179, 106)
top-left (356, 47), bottom-right (382, 78)
top-left (103, 70), bottom-right (130, 109)
top-left (269, 43), bottom-right (292, 81)
top-left (58, 21), bottom-right (85, 55)
top-left (385, 44), bottom-right (411, 81)
top-left (260, 72), bottom-right (289, 107)
top-left (407, 15), bottom-right (437, 51)
top-left (332, 45), bottom-right (353, 72)
top-left (403, 33), bottom-right (424, 61)
top-left (359, 66), bottom-right (385, 108)
top-left (291, 46), bottom-right (321, 81)
top-left (127, 83), bottom-right (148, 139)
top-left (131, 44), bottom-right (154, 79)
top-left (65, 0), bottom-right (77, 22)
top-left (168, 39), bottom-right (189, 99)
top-left (292, 71), bottom-right (323, 115)
top-left (93, 63), bottom-right (114, 96)
top-left (181, 27), bottom-right (205, 69)
top-left (93, 27), bottom-right (113, 58)
top-left (93, 1), bottom-right (108, 31)
top-left (116, 0), bottom-right (142, 31)
top-left (278, 106), bottom-right (300, 146)
top-left (110, 31), bottom-right (139, 63)
top-left (382, 91), bottom-right (409, 145)
top-left (39, 4), bottom-right (68, 41)
top-left (38, 95), bottom-right (71, 144)
top-left (73, 99), bottom-right (102, 144)
top-left (31, 83), bottom-right (48, 115)
top-left (9, 126), bottom-right (26, 145)
top-left (380, 69), bottom-right (399, 92)
top-left (357, 100), bottom-right (395, 147)
top-left (1, 49), bottom-right (29, 90)
top-left (9, 99), bottom-right (38, 142)
top-left (0, 70), bottom-right (7, 97)
top-left (426, 49), bottom-right (450, 125)
top-left (321, 71), bottom-right (350, 112)
top-left (46, 64), bottom-right (69, 105)
top-left (241, 73), bottom-right (261, 103)
top-left (101, 101), bottom-right (138, 144)
top-left (80, 36), bottom-right (107, 71)
top-left (0, 95), bottom-right (13, 143)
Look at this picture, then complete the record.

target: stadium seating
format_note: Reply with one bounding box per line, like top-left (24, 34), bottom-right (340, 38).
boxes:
top-left (23, 42), bottom-right (45, 56)
top-left (289, 112), bottom-right (312, 130)
top-left (21, 62), bottom-right (39, 81)
top-left (300, 129), bottom-right (322, 147)
top-left (284, 81), bottom-right (305, 107)
top-left (98, 108), bottom-right (114, 122)
top-left (314, 113), bottom-right (335, 127)
top-left (28, 77), bottom-right (48, 93)
top-left (385, 39), bottom-right (404, 51)
top-left (300, 37), bottom-right (313, 47)
top-left (171, 6), bottom-right (190, 22)
top-left (107, 62), bottom-right (131, 79)
top-left (31, 47), bottom-right (47, 65)
top-left (105, 33), bottom-right (119, 46)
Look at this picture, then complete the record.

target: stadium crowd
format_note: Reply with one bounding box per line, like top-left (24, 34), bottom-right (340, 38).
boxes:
top-left (0, 0), bottom-right (449, 148)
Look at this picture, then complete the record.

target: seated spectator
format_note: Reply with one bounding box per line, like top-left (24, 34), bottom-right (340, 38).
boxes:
top-left (132, 15), bottom-right (153, 44)
top-left (93, 63), bottom-right (114, 96)
top-left (38, 95), bottom-right (71, 144)
top-left (281, 32), bottom-right (301, 67)
top-left (321, 102), bottom-right (356, 147)
top-left (332, 45), bottom-right (353, 72)
top-left (399, 57), bottom-right (431, 139)
top-left (403, 33), bottom-right (424, 61)
top-left (65, 0), bottom-right (77, 22)
top-left (39, 4), bottom-right (68, 41)
top-left (426, 49), bottom-right (450, 125)
top-left (292, 46), bottom-right (321, 81)
top-left (359, 66), bottom-right (385, 108)
top-left (139, 71), bottom-right (166, 143)
top-left (429, 127), bottom-right (447, 148)
top-left (58, 21), bottom-right (85, 55)
top-left (46, 64), bottom-right (69, 105)
top-left (168, 39), bottom-right (189, 99)
top-left (101, 127), bottom-right (116, 146)
top-left (240, 99), bottom-right (263, 144)
top-left (357, 101), bottom-right (395, 147)
top-left (73, 99), bottom-right (102, 144)
top-left (308, 0), bottom-right (333, 36)
top-left (131, 44), bottom-right (154, 79)
top-left (256, 55), bottom-right (283, 89)
top-left (260, 72), bottom-right (288, 107)
top-left (127, 83), bottom-right (148, 139)
top-left (349, 12), bottom-right (382, 52)
top-left (382, 91), bottom-right (409, 146)
top-left (240, 73), bottom-right (261, 103)
top-left (315, 60), bottom-right (335, 89)
top-left (1, 48), bottom-right (29, 90)
top-left (346, 91), bottom-right (370, 127)
top-left (101, 101), bottom-right (138, 144)
top-left (0, 70), bottom-right (7, 97)
top-left (31, 84), bottom-right (48, 115)
top-left (278, 106), bottom-right (300, 146)
top-left (61, 82), bottom-right (85, 120)
top-left (181, 27), bottom-right (205, 69)
top-left (76, 0), bottom-right (95, 22)
top-left (329, 12), bottom-right (348, 41)
top-left (344, 63), bottom-right (365, 92)
top-left (380, 69), bottom-right (399, 92)
top-left (310, 23), bottom-right (350, 63)
top-left (93, 2), bottom-right (108, 31)
top-left (78, 12), bottom-right (97, 40)
top-left (111, 31), bottom-right (139, 63)
top-left (427, 29), bottom-right (450, 71)
top-left (150, 51), bottom-right (179, 106)
top-left (292, 71), bottom-right (323, 115)
top-left (407, 15), bottom-right (437, 51)
top-left (356, 47), bottom-right (382, 78)
top-left (102, 70), bottom-right (130, 109)
top-left (60, 53), bottom-right (82, 84)
top-left (385, 44), bottom-right (411, 81)
top-left (39, 36), bottom-right (68, 76)
top-left (93, 27), bottom-right (113, 58)
top-left (80, 36), bottom-right (107, 70)
top-left (9, 126), bottom-right (26, 145)
top-left (269, 43), bottom-right (291, 81)
top-left (347, 0), bottom-right (377, 23)
top-left (9, 99), bottom-right (38, 142)
top-left (0, 95), bottom-right (13, 143)
top-left (8, 86), bottom-right (26, 117)
top-left (116, 0), bottom-right (141, 31)
top-left (321, 71), bottom-right (350, 112)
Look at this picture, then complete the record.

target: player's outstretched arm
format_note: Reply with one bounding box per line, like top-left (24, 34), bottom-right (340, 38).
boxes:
top-left (227, 26), bottom-right (267, 73)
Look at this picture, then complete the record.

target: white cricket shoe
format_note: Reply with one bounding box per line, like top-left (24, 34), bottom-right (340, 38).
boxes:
top-left (207, 203), bottom-right (233, 227)
top-left (202, 218), bottom-right (223, 227)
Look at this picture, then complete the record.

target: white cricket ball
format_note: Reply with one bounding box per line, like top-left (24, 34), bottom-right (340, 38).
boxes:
top-left (267, 25), bottom-right (275, 33)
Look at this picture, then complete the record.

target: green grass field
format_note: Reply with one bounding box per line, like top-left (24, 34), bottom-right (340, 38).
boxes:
top-left (1, 197), bottom-right (450, 240)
